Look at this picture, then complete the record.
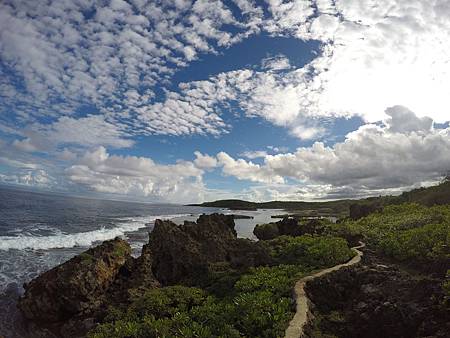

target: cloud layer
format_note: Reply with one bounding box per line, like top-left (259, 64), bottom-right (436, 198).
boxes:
top-left (1, 0), bottom-right (450, 202)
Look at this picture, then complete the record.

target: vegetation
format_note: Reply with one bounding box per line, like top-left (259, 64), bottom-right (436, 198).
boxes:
top-left (89, 181), bottom-right (450, 337)
top-left (88, 235), bottom-right (353, 338)
top-left (336, 203), bottom-right (450, 272)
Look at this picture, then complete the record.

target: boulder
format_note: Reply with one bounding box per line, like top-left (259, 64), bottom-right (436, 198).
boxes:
top-left (18, 238), bottom-right (131, 324)
top-left (253, 222), bottom-right (279, 240)
top-left (253, 217), bottom-right (303, 240)
top-left (278, 217), bottom-right (302, 236)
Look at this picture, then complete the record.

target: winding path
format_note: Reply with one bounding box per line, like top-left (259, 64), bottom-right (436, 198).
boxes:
top-left (284, 242), bottom-right (365, 338)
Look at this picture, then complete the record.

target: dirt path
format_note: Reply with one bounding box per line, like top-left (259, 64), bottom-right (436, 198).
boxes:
top-left (284, 242), bottom-right (365, 338)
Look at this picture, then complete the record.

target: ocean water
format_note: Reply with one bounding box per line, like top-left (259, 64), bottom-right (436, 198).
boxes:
top-left (0, 186), bottom-right (281, 337)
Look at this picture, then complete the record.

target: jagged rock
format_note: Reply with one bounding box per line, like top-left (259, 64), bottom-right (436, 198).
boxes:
top-left (148, 213), bottom-right (271, 285)
top-left (304, 250), bottom-right (450, 338)
top-left (253, 222), bottom-right (279, 240)
top-left (109, 245), bottom-right (161, 301)
top-left (278, 217), bottom-right (302, 236)
top-left (18, 238), bottom-right (131, 325)
top-left (254, 217), bottom-right (309, 240)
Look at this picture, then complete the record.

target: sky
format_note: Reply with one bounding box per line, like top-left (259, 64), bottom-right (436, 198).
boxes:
top-left (1, 0), bottom-right (450, 204)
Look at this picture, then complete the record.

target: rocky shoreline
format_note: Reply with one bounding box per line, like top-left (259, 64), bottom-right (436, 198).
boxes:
top-left (12, 209), bottom-right (450, 338)
top-left (17, 214), bottom-right (274, 337)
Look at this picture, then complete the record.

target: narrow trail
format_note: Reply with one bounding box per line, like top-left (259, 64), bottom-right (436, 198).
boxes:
top-left (284, 242), bottom-right (366, 338)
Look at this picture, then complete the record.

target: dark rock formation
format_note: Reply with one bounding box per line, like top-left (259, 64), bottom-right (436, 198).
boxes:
top-left (253, 222), bottom-right (280, 240)
top-left (148, 213), bottom-right (271, 285)
top-left (254, 217), bottom-right (326, 240)
top-left (17, 214), bottom-right (273, 336)
top-left (349, 202), bottom-right (382, 220)
top-left (304, 249), bottom-right (450, 338)
top-left (19, 238), bottom-right (131, 325)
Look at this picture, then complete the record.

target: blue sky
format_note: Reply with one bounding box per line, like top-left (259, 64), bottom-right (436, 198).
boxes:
top-left (1, 0), bottom-right (450, 203)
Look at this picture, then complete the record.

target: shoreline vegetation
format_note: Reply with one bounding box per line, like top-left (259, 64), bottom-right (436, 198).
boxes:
top-left (16, 181), bottom-right (450, 338)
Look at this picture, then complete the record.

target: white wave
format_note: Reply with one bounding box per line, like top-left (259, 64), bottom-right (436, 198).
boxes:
top-left (0, 214), bottom-right (189, 251)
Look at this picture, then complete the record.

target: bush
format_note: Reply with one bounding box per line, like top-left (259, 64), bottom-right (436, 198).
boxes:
top-left (337, 203), bottom-right (450, 271)
top-left (265, 235), bottom-right (354, 267)
top-left (89, 235), bottom-right (355, 338)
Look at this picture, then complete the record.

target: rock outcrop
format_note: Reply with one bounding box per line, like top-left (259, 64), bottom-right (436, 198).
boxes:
top-left (304, 248), bottom-right (450, 338)
top-left (19, 238), bottom-right (131, 325)
top-left (254, 217), bottom-right (326, 240)
top-left (17, 213), bottom-right (272, 336)
top-left (148, 213), bottom-right (271, 285)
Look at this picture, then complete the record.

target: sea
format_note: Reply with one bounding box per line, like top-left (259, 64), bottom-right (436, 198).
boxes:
top-left (0, 186), bottom-right (281, 337)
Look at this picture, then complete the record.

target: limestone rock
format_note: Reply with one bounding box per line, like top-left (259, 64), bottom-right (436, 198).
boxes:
top-left (18, 238), bottom-right (131, 324)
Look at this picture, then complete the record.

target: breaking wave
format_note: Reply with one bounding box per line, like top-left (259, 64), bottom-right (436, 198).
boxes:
top-left (0, 214), bottom-right (187, 251)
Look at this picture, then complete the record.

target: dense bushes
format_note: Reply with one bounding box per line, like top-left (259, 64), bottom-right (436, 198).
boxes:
top-left (337, 203), bottom-right (450, 271)
top-left (264, 235), bottom-right (355, 267)
top-left (89, 235), bottom-right (354, 338)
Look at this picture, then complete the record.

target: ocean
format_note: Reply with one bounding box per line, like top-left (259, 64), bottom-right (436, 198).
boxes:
top-left (0, 186), bottom-right (281, 337)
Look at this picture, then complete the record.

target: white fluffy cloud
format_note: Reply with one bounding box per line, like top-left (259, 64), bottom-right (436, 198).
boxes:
top-left (212, 108), bottom-right (450, 197)
top-left (135, 0), bottom-right (450, 139)
top-left (2, 0), bottom-right (450, 140)
top-left (12, 115), bottom-right (133, 152)
top-left (66, 147), bottom-right (207, 203)
top-left (194, 151), bottom-right (218, 170)
top-left (217, 151), bottom-right (284, 184)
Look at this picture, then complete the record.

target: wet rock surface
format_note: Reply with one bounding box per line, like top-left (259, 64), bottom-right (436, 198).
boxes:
top-left (304, 248), bottom-right (450, 338)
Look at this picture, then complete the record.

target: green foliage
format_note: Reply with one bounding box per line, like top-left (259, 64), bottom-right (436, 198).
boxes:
top-left (265, 235), bottom-right (355, 267)
top-left (89, 235), bottom-right (355, 338)
top-left (337, 203), bottom-right (450, 268)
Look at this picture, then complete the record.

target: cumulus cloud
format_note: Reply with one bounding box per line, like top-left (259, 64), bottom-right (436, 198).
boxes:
top-left (215, 108), bottom-right (450, 197)
top-left (217, 151), bottom-right (284, 184)
top-left (239, 150), bottom-right (268, 160)
top-left (66, 147), bottom-right (207, 203)
top-left (194, 151), bottom-right (218, 170)
top-left (2, 0), bottom-right (450, 201)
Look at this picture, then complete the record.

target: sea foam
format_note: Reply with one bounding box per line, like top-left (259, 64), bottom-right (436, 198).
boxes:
top-left (0, 214), bottom-right (186, 251)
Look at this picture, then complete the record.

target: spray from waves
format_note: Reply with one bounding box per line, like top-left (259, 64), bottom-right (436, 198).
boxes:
top-left (0, 214), bottom-right (189, 251)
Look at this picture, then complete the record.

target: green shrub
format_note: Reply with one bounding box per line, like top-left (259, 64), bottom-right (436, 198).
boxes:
top-left (265, 235), bottom-right (354, 267)
top-left (337, 203), bottom-right (450, 268)
top-left (89, 235), bottom-right (355, 338)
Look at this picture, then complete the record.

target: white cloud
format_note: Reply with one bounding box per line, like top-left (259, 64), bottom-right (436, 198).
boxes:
top-left (12, 115), bottom-right (133, 152)
top-left (215, 108), bottom-right (450, 197)
top-left (194, 151), bottom-right (218, 170)
top-left (217, 151), bottom-right (284, 184)
top-left (0, 169), bottom-right (55, 188)
top-left (240, 150), bottom-right (268, 160)
top-left (66, 147), bottom-right (207, 203)
top-left (385, 105), bottom-right (434, 133)
top-left (261, 55), bottom-right (291, 71)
